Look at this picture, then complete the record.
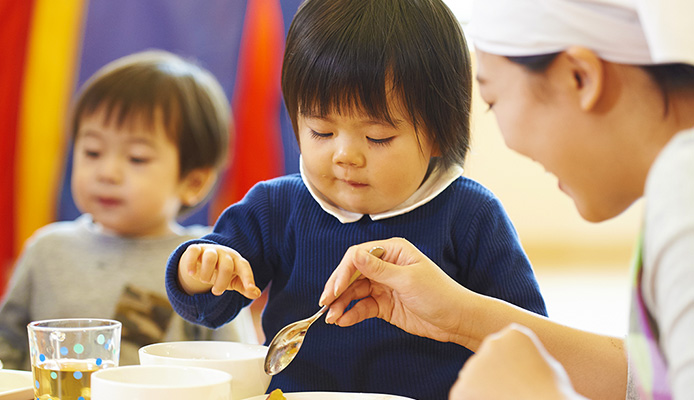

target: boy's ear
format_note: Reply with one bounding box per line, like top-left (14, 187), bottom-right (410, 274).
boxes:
top-left (563, 46), bottom-right (604, 111)
top-left (179, 168), bottom-right (218, 207)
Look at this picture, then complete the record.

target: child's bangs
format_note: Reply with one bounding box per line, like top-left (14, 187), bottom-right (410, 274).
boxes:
top-left (75, 80), bottom-right (181, 141)
top-left (296, 64), bottom-right (399, 125)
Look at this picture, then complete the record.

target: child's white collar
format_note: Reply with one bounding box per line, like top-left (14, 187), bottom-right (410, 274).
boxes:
top-left (299, 156), bottom-right (464, 224)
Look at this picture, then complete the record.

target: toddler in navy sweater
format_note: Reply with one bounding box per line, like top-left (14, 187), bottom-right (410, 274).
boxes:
top-left (166, 1), bottom-right (547, 399)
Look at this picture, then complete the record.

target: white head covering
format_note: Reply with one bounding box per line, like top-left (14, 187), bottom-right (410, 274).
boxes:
top-left (467, 0), bottom-right (694, 65)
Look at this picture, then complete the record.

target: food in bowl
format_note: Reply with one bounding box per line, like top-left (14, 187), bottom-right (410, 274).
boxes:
top-left (266, 389), bottom-right (286, 400)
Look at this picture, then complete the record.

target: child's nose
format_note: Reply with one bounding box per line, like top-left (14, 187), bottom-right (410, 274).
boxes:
top-left (96, 156), bottom-right (123, 183)
top-left (332, 141), bottom-right (365, 167)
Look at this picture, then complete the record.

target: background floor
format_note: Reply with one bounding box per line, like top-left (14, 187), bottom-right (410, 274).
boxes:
top-left (533, 254), bottom-right (632, 337)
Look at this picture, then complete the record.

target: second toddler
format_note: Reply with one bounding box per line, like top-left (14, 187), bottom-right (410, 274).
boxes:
top-left (0, 50), bottom-right (256, 369)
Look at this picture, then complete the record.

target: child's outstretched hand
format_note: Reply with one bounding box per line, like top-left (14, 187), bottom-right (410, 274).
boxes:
top-left (177, 244), bottom-right (261, 298)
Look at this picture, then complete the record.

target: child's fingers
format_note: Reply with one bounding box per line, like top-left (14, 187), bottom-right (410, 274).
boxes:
top-left (226, 253), bottom-right (261, 299)
top-left (211, 252), bottom-right (235, 296)
top-left (180, 244), bottom-right (203, 276)
top-left (179, 244), bottom-right (260, 298)
top-left (198, 247), bottom-right (220, 283)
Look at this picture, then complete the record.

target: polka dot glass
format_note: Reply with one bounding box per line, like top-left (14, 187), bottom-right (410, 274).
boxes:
top-left (27, 319), bottom-right (121, 400)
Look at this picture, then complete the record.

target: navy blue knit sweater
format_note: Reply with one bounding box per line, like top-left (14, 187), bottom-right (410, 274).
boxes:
top-left (166, 174), bottom-right (547, 400)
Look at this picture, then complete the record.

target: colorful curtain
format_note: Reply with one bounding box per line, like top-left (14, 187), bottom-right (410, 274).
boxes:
top-left (0, 0), bottom-right (302, 296)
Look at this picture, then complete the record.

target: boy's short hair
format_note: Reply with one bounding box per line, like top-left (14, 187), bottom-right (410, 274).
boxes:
top-left (282, 0), bottom-right (472, 168)
top-left (71, 49), bottom-right (230, 178)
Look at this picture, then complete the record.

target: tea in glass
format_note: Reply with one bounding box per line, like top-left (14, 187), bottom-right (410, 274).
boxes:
top-left (28, 319), bottom-right (121, 400)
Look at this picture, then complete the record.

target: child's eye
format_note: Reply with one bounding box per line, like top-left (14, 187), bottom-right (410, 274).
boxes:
top-left (129, 157), bottom-right (150, 164)
top-left (367, 136), bottom-right (394, 146)
top-left (85, 150), bottom-right (100, 158)
top-left (309, 129), bottom-right (332, 139)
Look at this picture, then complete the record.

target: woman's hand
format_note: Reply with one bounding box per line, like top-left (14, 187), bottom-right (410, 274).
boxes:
top-left (320, 237), bottom-right (475, 345)
top-left (177, 243), bottom-right (261, 298)
top-left (450, 324), bottom-right (586, 400)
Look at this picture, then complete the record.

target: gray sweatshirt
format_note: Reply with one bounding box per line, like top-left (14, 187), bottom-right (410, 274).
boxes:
top-left (0, 214), bottom-right (257, 369)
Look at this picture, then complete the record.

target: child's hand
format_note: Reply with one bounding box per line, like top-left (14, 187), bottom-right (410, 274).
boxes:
top-left (177, 244), bottom-right (261, 298)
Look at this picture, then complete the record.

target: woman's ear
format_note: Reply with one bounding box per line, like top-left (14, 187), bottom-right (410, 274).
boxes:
top-left (178, 168), bottom-right (218, 207)
top-left (563, 46), bottom-right (605, 111)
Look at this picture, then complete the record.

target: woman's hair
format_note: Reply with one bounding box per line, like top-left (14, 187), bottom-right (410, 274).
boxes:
top-left (282, 0), bottom-right (472, 168)
top-left (71, 50), bottom-right (231, 178)
top-left (508, 53), bottom-right (694, 114)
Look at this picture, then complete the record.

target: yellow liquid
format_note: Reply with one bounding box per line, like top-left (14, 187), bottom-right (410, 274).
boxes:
top-left (32, 359), bottom-right (114, 400)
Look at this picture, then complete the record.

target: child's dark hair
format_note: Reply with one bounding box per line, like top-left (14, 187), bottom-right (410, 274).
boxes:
top-left (282, 0), bottom-right (472, 168)
top-left (71, 49), bottom-right (230, 180)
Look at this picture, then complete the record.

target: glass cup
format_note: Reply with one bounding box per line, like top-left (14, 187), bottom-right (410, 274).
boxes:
top-left (27, 318), bottom-right (121, 400)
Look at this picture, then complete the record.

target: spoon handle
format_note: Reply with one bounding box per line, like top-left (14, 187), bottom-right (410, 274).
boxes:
top-left (331, 245), bottom-right (385, 302)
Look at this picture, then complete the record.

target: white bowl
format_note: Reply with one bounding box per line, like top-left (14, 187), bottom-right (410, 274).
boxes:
top-left (91, 365), bottom-right (231, 400)
top-left (242, 392), bottom-right (415, 400)
top-left (139, 341), bottom-right (270, 400)
top-left (0, 369), bottom-right (33, 400)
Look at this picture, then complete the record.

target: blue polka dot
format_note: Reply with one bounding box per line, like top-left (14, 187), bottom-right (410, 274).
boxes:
top-left (73, 371), bottom-right (83, 380)
top-left (35, 380), bottom-right (39, 389)
top-left (78, 397), bottom-right (85, 400)
top-left (96, 358), bottom-right (103, 366)
top-left (39, 354), bottom-right (46, 362)
top-left (60, 346), bottom-right (68, 356)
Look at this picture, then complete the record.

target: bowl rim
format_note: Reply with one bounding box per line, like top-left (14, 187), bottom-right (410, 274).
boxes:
top-left (241, 392), bottom-right (416, 400)
top-left (91, 365), bottom-right (232, 388)
top-left (138, 341), bottom-right (268, 362)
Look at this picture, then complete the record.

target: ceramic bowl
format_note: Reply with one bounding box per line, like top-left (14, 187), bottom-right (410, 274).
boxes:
top-left (91, 365), bottom-right (231, 400)
top-left (242, 392), bottom-right (415, 400)
top-left (139, 341), bottom-right (270, 400)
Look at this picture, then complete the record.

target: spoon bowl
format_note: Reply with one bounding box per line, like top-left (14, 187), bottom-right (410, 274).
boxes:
top-left (263, 246), bottom-right (385, 375)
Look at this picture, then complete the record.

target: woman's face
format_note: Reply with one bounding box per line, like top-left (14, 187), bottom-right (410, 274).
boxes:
top-left (474, 49), bottom-right (639, 222)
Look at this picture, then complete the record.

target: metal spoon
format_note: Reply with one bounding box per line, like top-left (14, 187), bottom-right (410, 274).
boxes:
top-left (263, 246), bottom-right (385, 375)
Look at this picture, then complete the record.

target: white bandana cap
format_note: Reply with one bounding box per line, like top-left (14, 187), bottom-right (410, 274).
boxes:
top-left (467, 0), bottom-right (694, 66)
